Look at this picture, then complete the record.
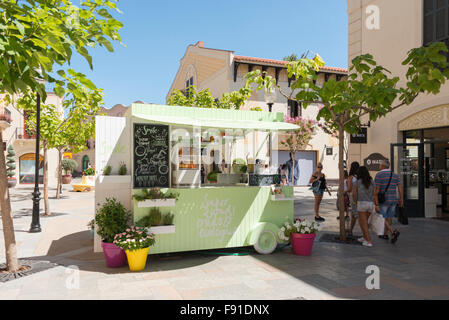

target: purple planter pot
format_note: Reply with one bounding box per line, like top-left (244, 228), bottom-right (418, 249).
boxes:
top-left (101, 241), bottom-right (127, 268)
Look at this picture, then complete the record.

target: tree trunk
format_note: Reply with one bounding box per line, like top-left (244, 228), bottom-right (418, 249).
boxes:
top-left (56, 149), bottom-right (62, 199)
top-left (291, 152), bottom-right (295, 187)
top-left (0, 130), bottom-right (19, 272)
top-left (338, 125), bottom-right (347, 241)
top-left (43, 141), bottom-right (50, 216)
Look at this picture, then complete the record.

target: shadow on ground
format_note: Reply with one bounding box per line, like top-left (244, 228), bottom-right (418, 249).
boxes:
top-left (31, 230), bottom-right (221, 275)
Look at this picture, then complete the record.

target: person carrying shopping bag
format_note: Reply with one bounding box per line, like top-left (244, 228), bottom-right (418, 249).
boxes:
top-left (352, 166), bottom-right (375, 247)
top-left (374, 159), bottom-right (403, 244)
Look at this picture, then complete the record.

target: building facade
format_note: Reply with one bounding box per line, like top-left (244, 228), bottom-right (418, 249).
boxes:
top-left (167, 41), bottom-right (348, 184)
top-left (1, 93), bottom-right (63, 187)
top-left (72, 103), bottom-right (129, 176)
top-left (347, 0), bottom-right (449, 217)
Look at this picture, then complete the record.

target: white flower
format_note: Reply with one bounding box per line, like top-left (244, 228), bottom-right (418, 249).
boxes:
top-left (280, 227), bottom-right (285, 232)
top-left (305, 227), bottom-right (310, 233)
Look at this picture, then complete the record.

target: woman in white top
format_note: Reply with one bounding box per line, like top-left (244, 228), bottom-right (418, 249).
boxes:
top-left (346, 162), bottom-right (360, 237)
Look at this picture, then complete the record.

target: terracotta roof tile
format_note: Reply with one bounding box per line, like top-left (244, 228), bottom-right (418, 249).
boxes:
top-left (233, 55), bottom-right (348, 73)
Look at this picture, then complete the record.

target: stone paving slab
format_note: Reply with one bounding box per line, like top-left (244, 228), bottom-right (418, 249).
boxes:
top-left (2, 186), bottom-right (449, 299)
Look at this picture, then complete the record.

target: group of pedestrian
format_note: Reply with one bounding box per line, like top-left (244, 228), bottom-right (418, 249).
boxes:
top-left (279, 152), bottom-right (300, 186)
top-left (345, 159), bottom-right (403, 247)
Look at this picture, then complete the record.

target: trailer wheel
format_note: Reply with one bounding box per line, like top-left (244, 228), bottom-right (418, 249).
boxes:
top-left (253, 229), bottom-right (277, 255)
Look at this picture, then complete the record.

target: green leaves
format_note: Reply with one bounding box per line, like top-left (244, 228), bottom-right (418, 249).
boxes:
top-left (0, 0), bottom-right (123, 95)
top-left (167, 84), bottom-right (253, 110)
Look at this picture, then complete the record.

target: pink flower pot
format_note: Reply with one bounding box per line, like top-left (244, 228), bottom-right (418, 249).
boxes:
top-left (291, 233), bottom-right (316, 256)
top-left (101, 242), bottom-right (127, 268)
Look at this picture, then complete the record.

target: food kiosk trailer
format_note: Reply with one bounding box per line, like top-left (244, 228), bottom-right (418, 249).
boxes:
top-left (94, 103), bottom-right (298, 255)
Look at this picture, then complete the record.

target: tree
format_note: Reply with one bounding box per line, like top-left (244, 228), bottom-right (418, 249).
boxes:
top-left (6, 145), bottom-right (16, 180)
top-left (0, 0), bottom-right (122, 272)
top-left (247, 42), bottom-right (449, 241)
top-left (17, 71), bottom-right (103, 207)
top-left (281, 115), bottom-right (318, 184)
top-left (283, 54), bottom-right (299, 62)
top-left (167, 85), bottom-right (252, 110)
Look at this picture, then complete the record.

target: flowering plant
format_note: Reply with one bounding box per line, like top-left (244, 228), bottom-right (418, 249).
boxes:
top-left (278, 219), bottom-right (321, 241)
top-left (271, 185), bottom-right (284, 195)
top-left (113, 226), bottom-right (155, 251)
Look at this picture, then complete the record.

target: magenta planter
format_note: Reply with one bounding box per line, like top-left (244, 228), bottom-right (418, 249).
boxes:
top-left (101, 242), bottom-right (127, 268)
top-left (291, 233), bottom-right (316, 256)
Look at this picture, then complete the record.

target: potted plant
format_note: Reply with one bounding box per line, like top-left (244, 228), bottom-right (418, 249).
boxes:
top-left (113, 226), bottom-right (155, 272)
top-left (232, 158), bottom-right (246, 174)
top-left (278, 219), bottom-right (321, 256)
top-left (103, 165), bottom-right (112, 176)
top-left (270, 185), bottom-right (293, 201)
top-left (95, 198), bottom-right (131, 268)
top-left (118, 161), bottom-right (127, 175)
top-left (83, 167), bottom-right (95, 185)
top-left (6, 145), bottom-right (16, 188)
top-left (207, 171), bottom-right (219, 184)
top-left (61, 159), bottom-right (78, 184)
top-left (133, 188), bottom-right (179, 207)
top-left (136, 210), bottom-right (176, 234)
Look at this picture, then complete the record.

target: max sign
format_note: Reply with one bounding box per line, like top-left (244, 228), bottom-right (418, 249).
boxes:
top-left (364, 153), bottom-right (389, 171)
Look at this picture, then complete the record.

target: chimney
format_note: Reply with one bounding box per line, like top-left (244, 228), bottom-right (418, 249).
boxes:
top-left (196, 41), bottom-right (204, 48)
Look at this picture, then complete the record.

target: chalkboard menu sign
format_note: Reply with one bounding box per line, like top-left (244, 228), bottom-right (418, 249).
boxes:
top-left (133, 123), bottom-right (169, 188)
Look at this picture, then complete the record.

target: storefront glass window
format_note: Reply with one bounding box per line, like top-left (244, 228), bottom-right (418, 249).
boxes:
top-left (19, 153), bottom-right (43, 184)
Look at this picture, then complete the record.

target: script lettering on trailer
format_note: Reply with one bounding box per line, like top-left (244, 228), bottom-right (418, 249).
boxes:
top-left (133, 123), bottom-right (169, 188)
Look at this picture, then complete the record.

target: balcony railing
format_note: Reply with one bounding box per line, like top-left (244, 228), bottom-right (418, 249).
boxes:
top-left (0, 108), bottom-right (12, 124)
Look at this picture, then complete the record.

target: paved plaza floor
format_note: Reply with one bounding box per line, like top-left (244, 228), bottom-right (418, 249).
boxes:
top-left (1, 182), bottom-right (449, 300)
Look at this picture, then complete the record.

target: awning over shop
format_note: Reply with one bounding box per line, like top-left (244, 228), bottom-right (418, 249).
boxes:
top-left (132, 104), bottom-right (299, 131)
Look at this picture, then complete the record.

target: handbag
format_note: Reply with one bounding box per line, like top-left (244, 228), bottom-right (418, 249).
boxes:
top-left (397, 206), bottom-right (409, 225)
top-left (311, 180), bottom-right (321, 193)
top-left (378, 171), bottom-right (393, 204)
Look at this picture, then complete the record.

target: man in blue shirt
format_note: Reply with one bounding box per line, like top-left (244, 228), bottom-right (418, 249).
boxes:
top-left (374, 159), bottom-right (403, 244)
top-left (286, 152), bottom-right (300, 186)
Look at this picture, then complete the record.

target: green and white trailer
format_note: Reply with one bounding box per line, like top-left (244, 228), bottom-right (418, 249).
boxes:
top-left (94, 103), bottom-right (298, 255)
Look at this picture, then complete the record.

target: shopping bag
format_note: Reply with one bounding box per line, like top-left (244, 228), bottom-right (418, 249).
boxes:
top-left (397, 206), bottom-right (408, 225)
top-left (368, 211), bottom-right (385, 236)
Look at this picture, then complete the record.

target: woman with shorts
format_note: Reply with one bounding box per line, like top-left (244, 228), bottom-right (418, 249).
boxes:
top-left (346, 161), bottom-right (360, 237)
top-left (309, 162), bottom-right (328, 222)
top-left (352, 166), bottom-right (375, 247)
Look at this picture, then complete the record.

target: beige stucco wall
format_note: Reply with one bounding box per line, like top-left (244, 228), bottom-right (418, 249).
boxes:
top-left (1, 92), bottom-right (63, 187)
top-left (167, 44), bottom-right (230, 99)
top-left (347, 0), bottom-right (449, 167)
top-left (167, 43), bottom-right (343, 179)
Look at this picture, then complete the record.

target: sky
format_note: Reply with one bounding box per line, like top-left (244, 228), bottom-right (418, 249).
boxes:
top-left (69, 0), bottom-right (348, 108)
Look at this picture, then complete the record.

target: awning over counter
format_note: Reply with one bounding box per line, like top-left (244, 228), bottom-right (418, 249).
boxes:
top-left (133, 111), bottom-right (299, 131)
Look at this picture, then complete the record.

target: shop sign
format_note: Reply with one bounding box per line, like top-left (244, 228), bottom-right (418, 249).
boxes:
top-left (64, 152), bottom-right (72, 159)
top-left (350, 128), bottom-right (368, 144)
top-left (364, 153), bottom-right (389, 171)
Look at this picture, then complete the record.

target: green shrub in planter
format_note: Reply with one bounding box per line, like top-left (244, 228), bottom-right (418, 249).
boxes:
top-left (6, 145), bottom-right (16, 179)
top-left (95, 198), bottom-right (131, 243)
top-left (103, 165), bottom-right (112, 176)
top-left (162, 212), bottom-right (174, 225)
top-left (83, 167), bottom-right (95, 176)
top-left (207, 171), bottom-right (219, 183)
top-left (118, 162), bottom-right (127, 175)
top-left (62, 159), bottom-right (78, 175)
top-left (135, 208), bottom-right (163, 228)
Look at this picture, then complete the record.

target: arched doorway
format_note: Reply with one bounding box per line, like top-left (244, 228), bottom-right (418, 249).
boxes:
top-left (82, 155), bottom-right (90, 172)
top-left (19, 153), bottom-right (43, 184)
